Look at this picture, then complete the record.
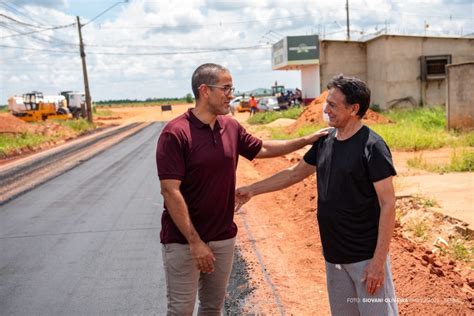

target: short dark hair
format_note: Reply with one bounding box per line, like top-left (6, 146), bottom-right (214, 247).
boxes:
top-left (327, 74), bottom-right (371, 118)
top-left (191, 63), bottom-right (229, 100)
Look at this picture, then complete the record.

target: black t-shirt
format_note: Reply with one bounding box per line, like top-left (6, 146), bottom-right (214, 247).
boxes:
top-left (304, 126), bottom-right (396, 264)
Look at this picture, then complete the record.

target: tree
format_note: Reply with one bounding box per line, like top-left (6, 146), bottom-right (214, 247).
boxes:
top-left (185, 93), bottom-right (194, 103)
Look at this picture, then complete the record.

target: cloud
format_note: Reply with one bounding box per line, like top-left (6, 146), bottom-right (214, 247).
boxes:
top-left (1, 0), bottom-right (472, 101)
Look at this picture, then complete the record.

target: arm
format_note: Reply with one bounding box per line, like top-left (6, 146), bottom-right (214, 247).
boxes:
top-left (235, 159), bottom-right (315, 209)
top-left (255, 127), bottom-right (331, 158)
top-left (160, 179), bottom-right (216, 273)
top-left (362, 176), bottom-right (396, 295)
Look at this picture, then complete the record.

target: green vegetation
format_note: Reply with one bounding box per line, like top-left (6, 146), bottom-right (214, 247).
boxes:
top-left (247, 107), bottom-right (304, 125)
top-left (95, 97), bottom-right (191, 107)
top-left (407, 219), bottom-right (429, 240)
top-left (263, 105), bottom-right (473, 152)
top-left (0, 119), bottom-right (94, 158)
top-left (56, 119), bottom-right (95, 134)
top-left (371, 106), bottom-right (473, 150)
top-left (421, 197), bottom-right (439, 208)
top-left (95, 108), bottom-right (114, 117)
top-left (370, 123), bottom-right (455, 150)
top-left (407, 149), bottom-right (474, 172)
top-left (0, 106), bottom-right (8, 113)
top-left (270, 124), bottom-right (326, 140)
top-left (464, 132), bottom-right (474, 147)
top-left (384, 106), bottom-right (445, 130)
top-left (451, 239), bottom-right (473, 262)
top-left (185, 93), bottom-right (194, 103)
top-left (397, 196), bottom-right (473, 265)
top-left (0, 133), bottom-right (50, 158)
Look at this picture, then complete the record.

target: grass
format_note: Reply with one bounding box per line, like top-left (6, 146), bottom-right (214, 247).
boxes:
top-left (421, 197), bottom-right (439, 208)
top-left (247, 107), bottom-right (304, 125)
top-left (0, 133), bottom-right (50, 158)
top-left (95, 99), bottom-right (187, 108)
top-left (463, 132), bottom-right (474, 147)
top-left (268, 105), bottom-right (473, 151)
top-left (270, 124), bottom-right (326, 139)
top-left (397, 196), bottom-right (473, 265)
top-left (451, 239), bottom-right (473, 262)
top-left (56, 119), bottom-right (95, 133)
top-left (0, 119), bottom-right (94, 158)
top-left (95, 108), bottom-right (114, 117)
top-left (372, 106), bottom-right (474, 150)
top-left (370, 124), bottom-right (456, 150)
top-left (384, 106), bottom-right (446, 130)
top-left (407, 219), bottom-right (429, 240)
top-left (407, 149), bottom-right (474, 172)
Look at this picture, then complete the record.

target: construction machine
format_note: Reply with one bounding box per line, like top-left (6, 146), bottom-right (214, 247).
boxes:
top-left (271, 81), bottom-right (289, 109)
top-left (271, 81), bottom-right (286, 97)
top-left (8, 91), bottom-right (87, 122)
top-left (60, 91), bottom-right (86, 119)
top-left (8, 91), bottom-right (70, 122)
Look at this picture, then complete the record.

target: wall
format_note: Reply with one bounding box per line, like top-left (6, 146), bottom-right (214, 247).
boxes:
top-left (367, 35), bottom-right (474, 109)
top-left (301, 65), bottom-right (320, 99)
top-left (446, 62), bottom-right (474, 130)
top-left (319, 40), bottom-right (367, 90)
top-left (366, 37), bottom-right (389, 109)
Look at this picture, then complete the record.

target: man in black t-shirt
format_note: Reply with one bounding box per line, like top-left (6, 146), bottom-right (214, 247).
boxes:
top-left (236, 75), bottom-right (398, 315)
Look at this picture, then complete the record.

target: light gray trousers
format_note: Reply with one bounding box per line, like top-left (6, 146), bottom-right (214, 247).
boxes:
top-left (161, 237), bottom-right (236, 316)
top-left (325, 256), bottom-right (398, 316)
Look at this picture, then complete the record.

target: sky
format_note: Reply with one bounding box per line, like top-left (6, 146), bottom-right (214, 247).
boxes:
top-left (0, 0), bottom-right (473, 101)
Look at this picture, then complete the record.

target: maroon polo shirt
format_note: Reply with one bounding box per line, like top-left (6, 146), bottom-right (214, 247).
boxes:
top-left (156, 109), bottom-right (262, 244)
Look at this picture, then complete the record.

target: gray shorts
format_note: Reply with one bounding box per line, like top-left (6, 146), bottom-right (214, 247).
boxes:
top-left (325, 256), bottom-right (398, 316)
top-left (161, 237), bottom-right (236, 316)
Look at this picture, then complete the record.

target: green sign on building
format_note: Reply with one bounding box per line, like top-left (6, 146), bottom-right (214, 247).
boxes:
top-left (287, 35), bottom-right (319, 61)
top-left (272, 35), bottom-right (319, 70)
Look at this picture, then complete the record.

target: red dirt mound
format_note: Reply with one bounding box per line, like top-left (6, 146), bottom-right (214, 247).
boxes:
top-left (286, 91), bottom-right (391, 133)
top-left (0, 114), bottom-right (39, 134)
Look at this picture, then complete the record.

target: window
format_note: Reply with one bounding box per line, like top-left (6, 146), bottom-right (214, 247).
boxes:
top-left (420, 55), bottom-right (452, 80)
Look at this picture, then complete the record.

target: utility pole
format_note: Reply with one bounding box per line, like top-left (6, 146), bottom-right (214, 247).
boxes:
top-left (346, 0), bottom-right (350, 40)
top-left (76, 16), bottom-right (93, 123)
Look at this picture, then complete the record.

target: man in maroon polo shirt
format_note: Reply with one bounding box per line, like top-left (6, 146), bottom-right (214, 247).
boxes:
top-left (156, 63), bottom-right (329, 315)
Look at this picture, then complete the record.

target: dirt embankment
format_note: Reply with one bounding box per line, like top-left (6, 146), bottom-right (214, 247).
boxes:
top-left (236, 153), bottom-right (473, 315)
top-left (0, 114), bottom-right (80, 160)
top-left (235, 94), bottom-right (472, 315)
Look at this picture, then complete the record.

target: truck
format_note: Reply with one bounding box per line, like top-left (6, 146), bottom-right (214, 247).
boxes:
top-left (60, 91), bottom-right (86, 119)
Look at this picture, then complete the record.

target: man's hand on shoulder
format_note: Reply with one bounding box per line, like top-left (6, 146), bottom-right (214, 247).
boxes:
top-left (189, 240), bottom-right (216, 273)
top-left (304, 127), bottom-right (333, 145)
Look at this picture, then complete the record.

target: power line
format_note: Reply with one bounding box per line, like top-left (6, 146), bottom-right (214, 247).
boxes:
top-left (0, 13), bottom-right (45, 28)
top-left (0, 1), bottom-right (47, 26)
top-left (0, 44), bottom-right (77, 54)
top-left (0, 22), bottom-right (77, 47)
top-left (82, 1), bottom-right (127, 27)
top-left (0, 43), bottom-right (270, 56)
top-left (0, 23), bottom-right (76, 39)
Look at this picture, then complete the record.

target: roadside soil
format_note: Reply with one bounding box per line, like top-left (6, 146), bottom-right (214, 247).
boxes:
top-left (2, 105), bottom-right (473, 315)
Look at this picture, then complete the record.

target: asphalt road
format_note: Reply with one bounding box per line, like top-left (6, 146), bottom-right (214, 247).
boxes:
top-left (0, 122), bottom-right (168, 315)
